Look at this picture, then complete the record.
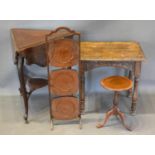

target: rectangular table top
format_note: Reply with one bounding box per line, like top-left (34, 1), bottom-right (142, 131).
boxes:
top-left (11, 28), bottom-right (145, 62)
top-left (80, 41), bottom-right (145, 61)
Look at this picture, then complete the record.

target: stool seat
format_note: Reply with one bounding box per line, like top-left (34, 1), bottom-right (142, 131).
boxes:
top-left (100, 76), bottom-right (133, 91)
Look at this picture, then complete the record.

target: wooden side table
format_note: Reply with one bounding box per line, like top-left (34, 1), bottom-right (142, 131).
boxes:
top-left (11, 29), bottom-right (51, 122)
top-left (80, 42), bottom-right (145, 114)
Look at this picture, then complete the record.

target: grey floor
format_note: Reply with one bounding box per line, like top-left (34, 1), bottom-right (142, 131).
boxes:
top-left (0, 90), bottom-right (155, 135)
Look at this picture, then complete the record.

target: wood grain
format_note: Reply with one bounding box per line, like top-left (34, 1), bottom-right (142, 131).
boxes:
top-left (48, 39), bottom-right (79, 67)
top-left (51, 97), bottom-right (79, 120)
top-left (81, 42), bottom-right (145, 61)
top-left (11, 29), bottom-right (50, 52)
top-left (49, 69), bottom-right (79, 96)
top-left (100, 76), bottom-right (133, 91)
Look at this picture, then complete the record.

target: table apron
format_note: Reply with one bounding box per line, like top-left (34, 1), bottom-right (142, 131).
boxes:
top-left (81, 61), bottom-right (136, 72)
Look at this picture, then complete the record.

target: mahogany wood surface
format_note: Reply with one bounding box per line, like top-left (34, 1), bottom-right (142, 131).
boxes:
top-left (48, 39), bottom-right (79, 67)
top-left (51, 97), bottom-right (79, 120)
top-left (81, 42), bottom-right (145, 61)
top-left (100, 76), bottom-right (133, 91)
top-left (49, 69), bottom-right (79, 96)
top-left (11, 29), bottom-right (51, 52)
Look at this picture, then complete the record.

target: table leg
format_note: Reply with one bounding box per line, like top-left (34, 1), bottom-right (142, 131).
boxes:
top-left (131, 62), bottom-right (141, 114)
top-left (17, 56), bottom-right (29, 123)
top-left (128, 70), bottom-right (133, 97)
top-left (79, 61), bottom-right (85, 114)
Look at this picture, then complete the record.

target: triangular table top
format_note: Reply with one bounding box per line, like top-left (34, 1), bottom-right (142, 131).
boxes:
top-left (11, 28), bottom-right (51, 52)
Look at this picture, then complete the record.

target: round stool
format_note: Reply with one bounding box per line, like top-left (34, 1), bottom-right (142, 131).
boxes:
top-left (97, 76), bottom-right (133, 131)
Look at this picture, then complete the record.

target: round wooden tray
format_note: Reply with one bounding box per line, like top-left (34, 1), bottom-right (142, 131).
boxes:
top-left (51, 97), bottom-right (79, 120)
top-left (48, 39), bottom-right (79, 67)
top-left (49, 69), bottom-right (79, 96)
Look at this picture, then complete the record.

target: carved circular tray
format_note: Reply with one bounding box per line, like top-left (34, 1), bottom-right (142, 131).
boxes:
top-left (48, 39), bottom-right (79, 67)
top-left (51, 97), bottom-right (79, 120)
top-left (49, 69), bottom-right (79, 96)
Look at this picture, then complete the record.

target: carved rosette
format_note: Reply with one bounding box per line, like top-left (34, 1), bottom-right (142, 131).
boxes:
top-left (52, 97), bottom-right (79, 120)
top-left (49, 69), bottom-right (79, 96)
top-left (48, 39), bottom-right (79, 67)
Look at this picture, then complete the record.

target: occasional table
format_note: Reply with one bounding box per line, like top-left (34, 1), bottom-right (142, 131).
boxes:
top-left (80, 42), bottom-right (145, 113)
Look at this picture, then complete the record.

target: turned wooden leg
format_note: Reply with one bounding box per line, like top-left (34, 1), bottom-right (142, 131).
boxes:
top-left (131, 77), bottom-right (139, 114)
top-left (131, 62), bottom-right (141, 114)
top-left (113, 91), bottom-right (119, 107)
top-left (79, 62), bottom-right (85, 114)
top-left (128, 70), bottom-right (133, 98)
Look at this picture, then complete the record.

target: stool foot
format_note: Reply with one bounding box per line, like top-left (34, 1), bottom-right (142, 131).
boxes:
top-left (97, 107), bottom-right (131, 131)
top-left (117, 111), bottom-right (132, 131)
top-left (96, 108), bottom-right (114, 128)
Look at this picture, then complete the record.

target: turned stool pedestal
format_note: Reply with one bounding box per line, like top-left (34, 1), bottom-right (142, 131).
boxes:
top-left (97, 76), bottom-right (133, 131)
